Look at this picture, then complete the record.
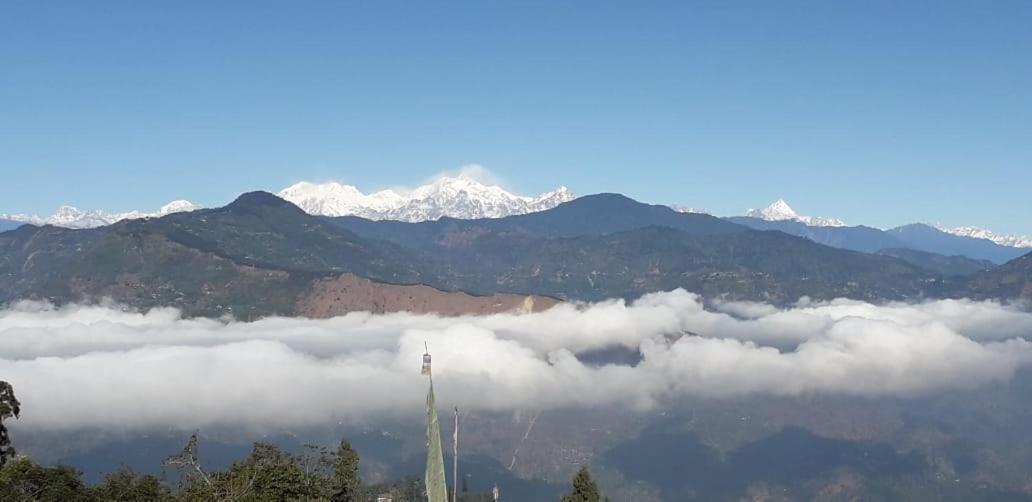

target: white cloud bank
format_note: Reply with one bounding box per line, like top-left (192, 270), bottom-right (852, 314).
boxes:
top-left (2, 291), bottom-right (1032, 430)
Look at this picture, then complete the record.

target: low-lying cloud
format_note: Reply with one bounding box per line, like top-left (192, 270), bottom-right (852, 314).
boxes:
top-left (2, 291), bottom-right (1032, 430)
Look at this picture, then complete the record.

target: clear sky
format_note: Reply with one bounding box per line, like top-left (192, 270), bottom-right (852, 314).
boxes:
top-left (1, 1), bottom-right (1030, 232)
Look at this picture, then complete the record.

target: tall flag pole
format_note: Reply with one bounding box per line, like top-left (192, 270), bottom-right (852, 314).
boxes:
top-left (422, 344), bottom-right (448, 502)
top-left (453, 407), bottom-right (459, 502)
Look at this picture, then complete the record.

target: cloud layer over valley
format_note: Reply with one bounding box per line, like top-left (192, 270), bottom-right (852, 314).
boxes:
top-left (2, 292), bottom-right (1032, 431)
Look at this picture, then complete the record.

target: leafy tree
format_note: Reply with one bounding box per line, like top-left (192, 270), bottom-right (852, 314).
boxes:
top-left (0, 381), bottom-right (20, 467)
top-left (92, 468), bottom-right (173, 501)
top-left (327, 440), bottom-right (361, 501)
top-left (216, 442), bottom-right (313, 501)
top-left (562, 467), bottom-right (601, 502)
top-left (0, 457), bottom-right (93, 501)
top-left (166, 433), bottom-right (366, 501)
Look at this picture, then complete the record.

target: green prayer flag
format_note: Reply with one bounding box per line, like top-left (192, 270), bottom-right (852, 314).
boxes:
top-left (424, 367), bottom-right (448, 501)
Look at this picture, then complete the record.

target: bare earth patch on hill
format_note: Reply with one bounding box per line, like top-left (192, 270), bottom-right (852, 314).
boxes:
top-left (297, 273), bottom-right (559, 317)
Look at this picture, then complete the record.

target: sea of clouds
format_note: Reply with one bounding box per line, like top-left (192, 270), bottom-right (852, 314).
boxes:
top-left (2, 290), bottom-right (1032, 430)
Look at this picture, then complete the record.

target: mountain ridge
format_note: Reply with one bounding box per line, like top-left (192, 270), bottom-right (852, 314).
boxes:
top-left (729, 216), bottom-right (1027, 265)
top-left (0, 190), bottom-right (973, 317)
top-left (5, 189), bottom-right (1030, 259)
top-left (737, 198), bottom-right (1032, 252)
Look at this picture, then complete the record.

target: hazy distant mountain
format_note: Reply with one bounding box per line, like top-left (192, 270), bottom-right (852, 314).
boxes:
top-left (730, 215), bottom-right (1027, 265)
top-left (935, 224), bottom-right (1032, 248)
top-left (0, 200), bottom-right (201, 229)
top-left (727, 217), bottom-right (899, 254)
top-left (0, 219), bottom-right (21, 232)
top-left (875, 248), bottom-right (994, 277)
top-left (278, 175), bottom-right (574, 222)
top-left (729, 215), bottom-right (1006, 275)
top-left (885, 223), bottom-right (1027, 264)
top-left (745, 198), bottom-right (847, 227)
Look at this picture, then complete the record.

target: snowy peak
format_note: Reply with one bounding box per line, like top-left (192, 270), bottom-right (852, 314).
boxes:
top-left (277, 181), bottom-right (404, 217)
top-left (158, 200), bottom-right (201, 215)
top-left (0, 200), bottom-right (201, 229)
top-left (532, 186), bottom-right (574, 208)
top-left (748, 198), bottom-right (799, 221)
top-left (934, 224), bottom-right (1032, 249)
top-left (745, 199), bottom-right (846, 227)
top-left (277, 175), bottom-right (575, 222)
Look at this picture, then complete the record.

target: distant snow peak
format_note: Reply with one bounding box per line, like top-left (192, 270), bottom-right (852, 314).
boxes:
top-left (746, 198), bottom-right (846, 227)
top-left (278, 175), bottom-right (575, 222)
top-left (0, 200), bottom-right (201, 229)
top-left (934, 224), bottom-right (1032, 249)
top-left (749, 198), bottom-right (799, 221)
top-left (670, 205), bottom-right (710, 215)
top-left (276, 181), bottom-right (404, 217)
top-left (158, 200), bottom-right (201, 215)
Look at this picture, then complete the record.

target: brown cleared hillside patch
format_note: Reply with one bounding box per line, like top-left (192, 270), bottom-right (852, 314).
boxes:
top-left (298, 273), bottom-right (559, 317)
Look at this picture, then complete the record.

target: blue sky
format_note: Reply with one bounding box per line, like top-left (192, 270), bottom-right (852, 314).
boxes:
top-left (1, 1), bottom-right (1030, 232)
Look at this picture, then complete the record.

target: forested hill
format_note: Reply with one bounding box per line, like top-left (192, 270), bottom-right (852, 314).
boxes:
top-left (1, 192), bottom-right (1023, 317)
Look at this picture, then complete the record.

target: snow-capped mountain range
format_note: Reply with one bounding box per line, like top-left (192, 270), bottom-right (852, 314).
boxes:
top-left (934, 225), bottom-right (1032, 249)
top-left (0, 176), bottom-right (575, 228)
top-left (0, 200), bottom-right (201, 229)
top-left (277, 175), bottom-right (574, 222)
top-left (745, 199), bottom-right (847, 227)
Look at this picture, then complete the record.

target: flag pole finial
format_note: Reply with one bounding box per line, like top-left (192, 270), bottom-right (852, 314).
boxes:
top-left (421, 342), bottom-right (432, 376)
